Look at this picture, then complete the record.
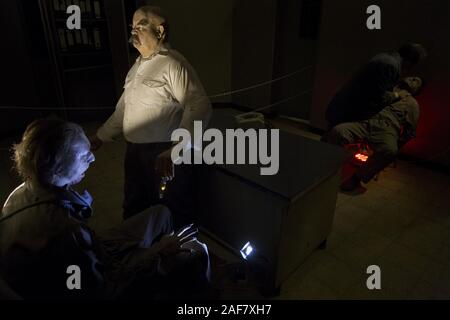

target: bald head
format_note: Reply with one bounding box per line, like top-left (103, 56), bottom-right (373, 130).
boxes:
top-left (135, 5), bottom-right (169, 43)
top-left (137, 6), bottom-right (166, 24)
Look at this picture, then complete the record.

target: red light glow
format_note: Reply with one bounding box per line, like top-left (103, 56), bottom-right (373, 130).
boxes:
top-left (354, 153), bottom-right (368, 162)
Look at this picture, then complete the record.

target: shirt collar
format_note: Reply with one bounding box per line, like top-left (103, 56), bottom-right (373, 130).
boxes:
top-left (58, 187), bottom-right (93, 219)
top-left (137, 43), bottom-right (171, 63)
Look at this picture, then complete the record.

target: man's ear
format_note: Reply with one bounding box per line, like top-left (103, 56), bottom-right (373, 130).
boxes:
top-left (156, 25), bottom-right (164, 39)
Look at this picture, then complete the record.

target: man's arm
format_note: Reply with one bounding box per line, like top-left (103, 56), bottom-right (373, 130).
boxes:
top-left (379, 91), bottom-right (399, 106)
top-left (367, 55), bottom-right (401, 111)
top-left (168, 61), bottom-right (212, 150)
top-left (154, 60), bottom-right (212, 180)
top-left (96, 93), bottom-right (126, 142)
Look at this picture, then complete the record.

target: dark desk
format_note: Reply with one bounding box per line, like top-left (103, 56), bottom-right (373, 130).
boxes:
top-left (196, 108), bottom-right (346, 291)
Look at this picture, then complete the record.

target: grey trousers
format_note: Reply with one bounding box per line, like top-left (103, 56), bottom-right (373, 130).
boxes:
top-left (324, 117), bottom-right (400, 183)
top-left (99, 205), bottom-right (210, 299)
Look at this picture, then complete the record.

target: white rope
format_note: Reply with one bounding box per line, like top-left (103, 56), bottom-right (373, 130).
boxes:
top-left (0, 65), bottom-right (314, 111)
top-left (0, 106), bottom-right (115, 111)
top-left (240, 89), bottom-right (312, 115)
top-left (208, 65), bottom-right (313, 99)
top-left (0, 88), bottom-right (313, 118)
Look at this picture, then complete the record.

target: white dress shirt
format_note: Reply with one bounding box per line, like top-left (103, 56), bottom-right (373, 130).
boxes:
top-left (97, 44), bottom-right (211, 145)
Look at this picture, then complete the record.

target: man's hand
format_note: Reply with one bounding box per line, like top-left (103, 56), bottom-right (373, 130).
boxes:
top-left (89, 134), bottom-right (103, 151)
top-left (397, 89), bottom-right (411, 99)
top-left (394, 87), bottom-right (411, 99)
top-left (158, 224), bottom-right (197, 256)
top-left (156, 226), bottom-right (198, 274)
top-left (155, 147), bottom-right (175, 181)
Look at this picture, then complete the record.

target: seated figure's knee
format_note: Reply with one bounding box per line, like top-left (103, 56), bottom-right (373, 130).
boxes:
top-left (374, 143), bottom-right (398, 158)
top-left (327, 124), bottom-right (352, 145)
top-left (136, 205), bottom-right (173, 248)
top-left (153, 205), bottom-right (172, 225)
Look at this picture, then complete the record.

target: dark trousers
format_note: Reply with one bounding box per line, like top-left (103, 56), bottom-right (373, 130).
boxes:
top-left (123, 142), bottom-right (194, 229)
top-left (324, 118), bottom-right (399, 183)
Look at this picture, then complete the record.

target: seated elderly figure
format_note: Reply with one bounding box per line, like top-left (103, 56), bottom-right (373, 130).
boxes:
top-left (0, 118), bottom-right (210, 299)
top-left (324, 77), bottom-right (423, 191)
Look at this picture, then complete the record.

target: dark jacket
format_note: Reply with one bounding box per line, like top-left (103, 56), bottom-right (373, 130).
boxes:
top-left (326, 51), bottom-right (402, 127)
top-left (0, 182), bottom-right (162, 299)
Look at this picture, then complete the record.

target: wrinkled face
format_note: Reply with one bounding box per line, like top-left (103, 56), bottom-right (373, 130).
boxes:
top-left (59, 133), bottom-right (95, 187)
top-left (130, 10), bottom-right (158, 54)
top-left (398, 77), bottom-right (422, 95)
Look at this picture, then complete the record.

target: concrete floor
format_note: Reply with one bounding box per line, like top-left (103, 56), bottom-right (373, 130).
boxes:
top-left (1, 119), bottom-right (450, 299)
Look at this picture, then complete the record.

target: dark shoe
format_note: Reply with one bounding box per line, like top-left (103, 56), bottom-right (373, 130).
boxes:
top-left (340, 174), bottom-right (362, 192)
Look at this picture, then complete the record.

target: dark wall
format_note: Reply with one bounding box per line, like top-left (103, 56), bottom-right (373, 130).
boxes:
top-left (231, 0), bottom-right (276, 109)
top-left (271, 0), bottom-right (320, 119)
top-left (147, 0), bottom-right (319, 115)
top-left (105, 0), bottom-right (132, 96)
top-left (0, 0), bottom-right (131, 136)
top-left (0, 1), bottom-right (38, 107)
top-left (0, 1), bottom-right (58, 135)
top-left (310, 0), bottom-right (450, 166)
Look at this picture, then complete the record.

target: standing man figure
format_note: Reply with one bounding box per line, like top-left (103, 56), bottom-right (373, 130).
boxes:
top-left (90, 6), bottom-right (211, 226)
